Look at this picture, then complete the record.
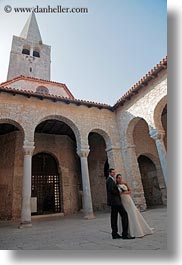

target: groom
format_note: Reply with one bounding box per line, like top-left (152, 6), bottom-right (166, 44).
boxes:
top-left (106, 168), bottom-right (134, 239)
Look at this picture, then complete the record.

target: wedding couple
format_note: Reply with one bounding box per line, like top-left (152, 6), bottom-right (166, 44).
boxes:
top-left (106, 168), bottom-right (154, 239)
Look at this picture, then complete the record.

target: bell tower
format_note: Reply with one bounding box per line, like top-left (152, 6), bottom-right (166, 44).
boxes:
top-left (7, 12), bottom-right (51, 80)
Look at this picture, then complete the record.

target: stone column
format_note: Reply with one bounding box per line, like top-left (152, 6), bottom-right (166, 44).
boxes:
top-left (77, 148), bottom-right (95, 219)
top-left (106, 146), bottom-right (124, 174)
top-left (19, 143), bottom-right (35, 228)
top-left (125, 144), bottom-right (147, 211)
top-left (150, 129), bottom-right (167, 185)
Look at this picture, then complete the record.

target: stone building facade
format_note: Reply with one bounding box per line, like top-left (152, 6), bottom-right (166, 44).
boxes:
top-left (0, 13), bottom-right (167, 227)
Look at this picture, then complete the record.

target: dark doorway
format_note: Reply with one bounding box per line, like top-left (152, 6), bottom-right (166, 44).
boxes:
top-left (32, 153), bottom-right (61, 215)
top-left (138, 155), bottom-right (163, 207)
top-left (104, 159), bottom-right (109, 179)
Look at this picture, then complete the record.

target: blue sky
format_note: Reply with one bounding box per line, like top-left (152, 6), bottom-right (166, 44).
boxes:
top-left (0, 0), bottom-right (167, 105)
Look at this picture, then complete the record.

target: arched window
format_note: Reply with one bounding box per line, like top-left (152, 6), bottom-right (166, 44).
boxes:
top-left (22, 48), bottom-right (30, 55)
top-left (33, 50), bottom-right (40, 57)
top-left (36, 86), bottom-right (49, 94)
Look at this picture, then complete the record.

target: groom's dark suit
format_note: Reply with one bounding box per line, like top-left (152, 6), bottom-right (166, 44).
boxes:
top-left (106, 176), bottom-right (128, 237)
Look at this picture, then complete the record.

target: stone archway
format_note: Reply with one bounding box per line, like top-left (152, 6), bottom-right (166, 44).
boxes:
top-left (124, 117), bottom-right (147, 210)
top-left (151, 97), bottom-right (167, 184)
top-left (153, 95), bottom-right (167, 132)
top-left (126, 117), bottom-right (141, 146)
top-left (125, 116), bottom-right (166, 210)
top-left (88, 128), bottom-right (112, 150)
top-left (34, 118), bottom-right (82, 215)
top-left (35, 115), bottom-right (82, 150)
top-left (138, 155), bottom-right (163, 207)
top-left (88, 132), bottom-right (108, 211)
top-left (161, 104), bottom-right (167, 150)
top-left (0, 119), bottom-right (24, 220)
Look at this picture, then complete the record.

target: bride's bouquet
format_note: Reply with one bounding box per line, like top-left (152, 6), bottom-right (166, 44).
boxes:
top-left (118, 184), bottom-right (128, 192)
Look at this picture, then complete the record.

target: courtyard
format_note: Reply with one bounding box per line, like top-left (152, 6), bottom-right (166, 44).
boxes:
top-left (0, 206), bottom-right (167, 251)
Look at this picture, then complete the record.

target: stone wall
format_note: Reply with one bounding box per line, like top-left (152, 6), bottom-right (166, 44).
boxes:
top-left (0, 132), bottom-right (17, 219)
top-left (7, 35), bottom-right (51, 81)
top-left (0, 91), bottom-right (121, 149)
top-left (8, 79), bottom-right (71, 99)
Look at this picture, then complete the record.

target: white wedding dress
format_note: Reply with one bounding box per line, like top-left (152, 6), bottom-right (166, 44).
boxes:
top-left (118, 184), bottom-right (153, 238)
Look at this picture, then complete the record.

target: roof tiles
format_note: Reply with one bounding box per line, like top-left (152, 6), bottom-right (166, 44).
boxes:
top-left (0, 56), bottom-right (167, 111)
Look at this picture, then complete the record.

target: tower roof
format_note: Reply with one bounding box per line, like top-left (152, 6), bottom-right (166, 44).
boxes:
top-left (20, 12), bottom-right (42, 43)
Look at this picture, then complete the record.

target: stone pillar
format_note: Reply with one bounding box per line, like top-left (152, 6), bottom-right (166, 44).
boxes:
top-left (126, 144), bottom-right (147, 211)
top-left (77, 148), bottom-right (95, 219)
top-left (150, 129), bottom-right (167, 185)
top-left (19, 143), bottom-right (35, 228)
top-left (106, 146), bottom-right (124, 174)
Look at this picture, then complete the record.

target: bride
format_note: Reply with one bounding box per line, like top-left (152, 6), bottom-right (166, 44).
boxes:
top-left (116, 174), bottom-right (154, 238)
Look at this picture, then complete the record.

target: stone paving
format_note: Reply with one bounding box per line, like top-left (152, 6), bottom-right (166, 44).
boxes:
top-left (0, 206), bottom-right (167, 251)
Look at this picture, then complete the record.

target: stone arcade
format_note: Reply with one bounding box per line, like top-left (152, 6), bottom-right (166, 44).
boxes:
top-left (0, 13), bottom-right (167, 227)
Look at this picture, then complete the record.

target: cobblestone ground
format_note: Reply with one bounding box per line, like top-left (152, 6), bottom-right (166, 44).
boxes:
top-left (0, 207), bottom-right (167, 251)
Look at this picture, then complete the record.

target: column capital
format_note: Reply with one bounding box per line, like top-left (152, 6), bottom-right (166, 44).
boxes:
top-left (105, 145), bottom-right (121, 152)
top-left (150, 129), bottom-right (165, 141)
top-left (127, 144), bottom-right (136, 149)
top-left (77, 147), bottom-right (90, 158)
top-left (23, 141), bottom-right (35, 156)
top-left (120, 144), bottom-right (136, 150)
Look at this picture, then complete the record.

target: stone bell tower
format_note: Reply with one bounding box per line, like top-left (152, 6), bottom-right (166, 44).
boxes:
top-left (7, 12), bottom-right (51, 81)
